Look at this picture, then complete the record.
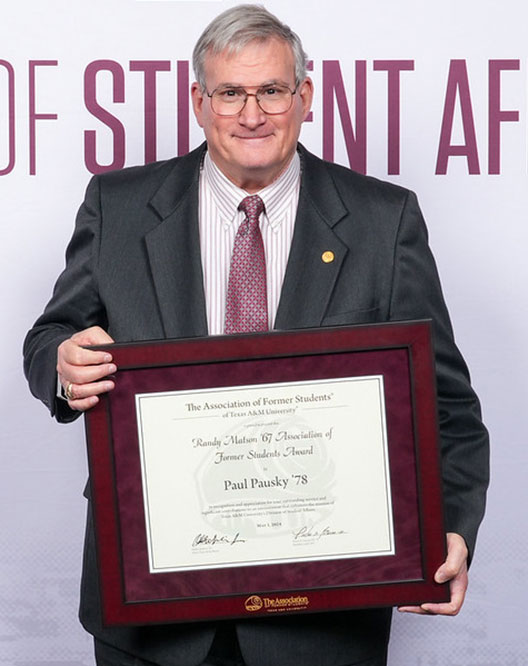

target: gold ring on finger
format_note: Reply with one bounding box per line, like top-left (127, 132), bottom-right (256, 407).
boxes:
top-left (65, 383), bottom-right (75, 401)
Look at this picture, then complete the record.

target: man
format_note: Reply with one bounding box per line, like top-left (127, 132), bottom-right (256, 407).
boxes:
top-left (23, 5), bottom-right (489, 666)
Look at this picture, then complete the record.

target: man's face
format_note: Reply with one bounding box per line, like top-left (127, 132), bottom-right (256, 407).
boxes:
top-left (191, 38), bottom-right (313, 192)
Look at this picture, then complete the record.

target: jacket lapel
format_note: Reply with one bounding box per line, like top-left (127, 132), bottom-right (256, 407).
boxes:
top-left (146, 144), bottom-right (209, 339)
top-left (274, 146), bottom-right (349, 330)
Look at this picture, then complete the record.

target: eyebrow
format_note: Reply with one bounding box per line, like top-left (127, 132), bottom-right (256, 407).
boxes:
top-left (214, 79), bottom-right (291, 89)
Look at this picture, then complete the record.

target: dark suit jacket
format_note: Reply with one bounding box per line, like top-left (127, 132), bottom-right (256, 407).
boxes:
top-left (23, 143), bottom-right (489, 666)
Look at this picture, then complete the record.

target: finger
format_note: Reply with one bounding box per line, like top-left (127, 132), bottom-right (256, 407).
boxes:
top-left (434, 533), bottom-right (468, 584)
top-left (397, 606), bottom-right (431, 615)
top-left (418, 600), bottom-right (461, 616)
top-left (64, 378), bottom-right (115, 403)
top-left (59, 340), bottom-right (114, 367)
top-left (59, 361), bottom-right (117, 386)
top-left (67, 394), bottom-right (101, 412)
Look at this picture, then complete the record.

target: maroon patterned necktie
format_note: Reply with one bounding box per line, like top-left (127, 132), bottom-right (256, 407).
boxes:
top-left (224, 195), bottom-right (268, 334)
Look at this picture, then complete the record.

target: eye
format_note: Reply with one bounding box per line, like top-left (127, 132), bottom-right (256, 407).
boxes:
top-left (261, 86), bottom-right (281, 96)
top-left (217, 87), bottom-right (244, 99)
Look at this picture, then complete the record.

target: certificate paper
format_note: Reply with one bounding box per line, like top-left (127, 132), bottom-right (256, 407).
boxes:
top-left (136, 377), bottom-right (394, 573)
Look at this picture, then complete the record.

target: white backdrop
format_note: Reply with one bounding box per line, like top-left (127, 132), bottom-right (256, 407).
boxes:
top-left (1, 0), bottom-right (527, 664)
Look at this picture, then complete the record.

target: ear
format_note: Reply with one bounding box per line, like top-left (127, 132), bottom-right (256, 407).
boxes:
top-left (298, 77), bottom-right (314, 120)
top-left (191, 82), bottom-right (206, 128)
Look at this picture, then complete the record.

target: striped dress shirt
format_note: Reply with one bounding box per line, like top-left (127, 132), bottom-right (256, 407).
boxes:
top-left (198, 151), bottom-right (301, 335)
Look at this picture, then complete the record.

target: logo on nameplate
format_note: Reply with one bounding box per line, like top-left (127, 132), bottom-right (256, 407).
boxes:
top-left (244, 595), bottom-right (264, 612)
top-left (244, 594), bottom-right (310, 613)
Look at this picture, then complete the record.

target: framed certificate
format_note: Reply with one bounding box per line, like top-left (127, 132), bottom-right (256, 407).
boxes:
top-left (85, 320), bottom-right (449, 626)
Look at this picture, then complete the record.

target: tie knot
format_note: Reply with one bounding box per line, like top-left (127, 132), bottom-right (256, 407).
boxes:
top-left (239, 195), bottom-right (264, 221)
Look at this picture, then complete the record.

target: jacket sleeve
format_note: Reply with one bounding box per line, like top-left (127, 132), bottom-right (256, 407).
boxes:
top-left (23, 176), bottom-right (107, 423)
top-left (388, 190), bottom-right (489, 561)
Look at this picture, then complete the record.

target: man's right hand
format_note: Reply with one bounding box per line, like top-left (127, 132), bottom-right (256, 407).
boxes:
top-left (57, 326), bottom-right (116, 412)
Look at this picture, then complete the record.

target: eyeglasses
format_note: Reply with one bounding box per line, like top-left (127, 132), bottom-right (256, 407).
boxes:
top-left (206, 84), bottom-right (297, 116)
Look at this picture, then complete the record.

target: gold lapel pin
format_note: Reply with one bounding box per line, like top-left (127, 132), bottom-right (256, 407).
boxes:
top-left (321, 250), bottom-right (335, 264)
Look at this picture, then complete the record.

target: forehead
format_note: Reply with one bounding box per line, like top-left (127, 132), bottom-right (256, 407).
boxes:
top-left (203, 38), bottom-right (296, 87)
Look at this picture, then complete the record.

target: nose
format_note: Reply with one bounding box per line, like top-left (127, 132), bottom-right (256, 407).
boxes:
top-left (238, 94), bottom-right (267, 128)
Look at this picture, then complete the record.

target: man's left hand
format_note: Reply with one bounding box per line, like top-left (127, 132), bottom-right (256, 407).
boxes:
top-left (397, 532), bottom-right (468, 616)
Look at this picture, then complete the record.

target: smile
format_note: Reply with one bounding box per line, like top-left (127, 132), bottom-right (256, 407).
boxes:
top-left (233, 134), bottom-right (274, 140)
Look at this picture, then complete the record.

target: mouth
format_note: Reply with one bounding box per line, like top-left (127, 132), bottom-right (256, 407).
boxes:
top-left (233, 133), bottom-right (274, 141)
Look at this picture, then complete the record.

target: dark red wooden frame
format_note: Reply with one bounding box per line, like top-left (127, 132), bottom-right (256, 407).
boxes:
top-left (85, 320), bottom-right (448, 626)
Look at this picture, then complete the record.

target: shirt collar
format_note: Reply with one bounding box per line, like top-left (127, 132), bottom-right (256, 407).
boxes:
top-left (203, 150), bottom-right (301, 231)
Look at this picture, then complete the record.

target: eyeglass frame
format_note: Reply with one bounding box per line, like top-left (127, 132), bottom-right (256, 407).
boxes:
top-left (205, 83), bottom-right (298, 117)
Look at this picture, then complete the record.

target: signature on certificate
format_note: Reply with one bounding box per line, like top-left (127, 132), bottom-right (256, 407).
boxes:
top-left (292, 525), bottom-right (347, 541)
top-left (192, 532), bottom-right (246, 548)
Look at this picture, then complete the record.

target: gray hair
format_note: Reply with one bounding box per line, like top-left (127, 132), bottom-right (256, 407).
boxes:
top-left (192, 4), bottom-right (308, 90)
